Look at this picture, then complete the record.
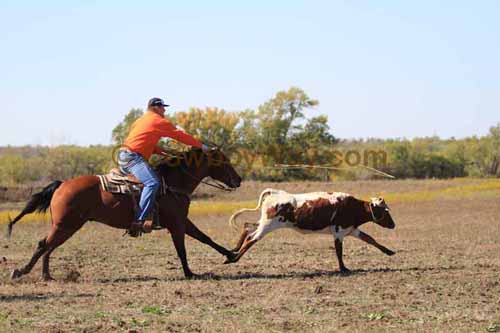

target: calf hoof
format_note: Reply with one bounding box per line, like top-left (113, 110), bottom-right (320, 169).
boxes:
top-left (10, 269), bottom-right (22, 280)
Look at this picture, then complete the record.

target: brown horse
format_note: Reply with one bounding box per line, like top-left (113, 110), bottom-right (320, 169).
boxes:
top-left (8, 148), bottom-right (241, 280)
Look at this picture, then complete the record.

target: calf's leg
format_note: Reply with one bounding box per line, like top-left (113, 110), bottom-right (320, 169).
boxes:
top-left (332, 225), bottom-right (354, 273)
top-left (334, 238), bottom-right (350, 273)
top-left (226, 220), bottom-right (282, 264)
top-left (231, 228), bottom-right (248, 252)
top-left (352, 229), bottom-right (395, 256)
top-left (231, 223), bottom-right (258, 252)
top-left (224, 230), bottom-right (258, 264)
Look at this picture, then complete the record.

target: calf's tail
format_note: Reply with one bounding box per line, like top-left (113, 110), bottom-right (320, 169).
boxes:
top-left (7, 180), bottom-right (63, 238)
top-left (229, 188), bottom-right (283, 229)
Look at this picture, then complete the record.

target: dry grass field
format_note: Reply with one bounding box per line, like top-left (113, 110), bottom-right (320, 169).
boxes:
top-left (0, 179), bottom-right (499, 332)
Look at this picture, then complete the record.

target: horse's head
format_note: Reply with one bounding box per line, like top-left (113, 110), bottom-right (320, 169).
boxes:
top-left (205, 148), bottom-right (242, 189)
top-left (155, 147), bottom-right (241, 193)
top-left (369, 197), bottom-right (395, 229)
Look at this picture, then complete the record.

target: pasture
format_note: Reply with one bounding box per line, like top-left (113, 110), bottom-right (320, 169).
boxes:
top-left (0, 179), bottom-right (499, 332)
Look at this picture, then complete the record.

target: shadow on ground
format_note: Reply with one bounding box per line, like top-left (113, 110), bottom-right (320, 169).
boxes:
top-left (0, 292), bottom-right (94, 303)
top-left (95, 265), bottom-right (465, 283)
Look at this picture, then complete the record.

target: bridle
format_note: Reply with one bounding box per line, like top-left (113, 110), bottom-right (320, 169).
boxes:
top-left (160, 151), bottom-right (237, 192)
top-left (180, 163), bottom-right (235, 192)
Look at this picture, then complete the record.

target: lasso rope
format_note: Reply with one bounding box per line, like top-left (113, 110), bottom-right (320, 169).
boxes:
top-left (268, 164), bottom-right (396, 179)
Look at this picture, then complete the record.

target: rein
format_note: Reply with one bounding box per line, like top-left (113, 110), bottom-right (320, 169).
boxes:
top-left (157, 152), bottom-right (235, 192)
top-left (159, 177), bottom-right (191, 198)
top-left (179, 165), bottom-right (234, 192)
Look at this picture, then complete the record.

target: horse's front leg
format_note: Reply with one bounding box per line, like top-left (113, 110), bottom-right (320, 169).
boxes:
top-left (168, 217), bottom-right (195, 279)
top-left (185, 218), bottom-right (237, 262)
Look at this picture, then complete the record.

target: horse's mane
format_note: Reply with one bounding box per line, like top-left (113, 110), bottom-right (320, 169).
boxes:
top-left (154, 147), bottom-right (205, 174)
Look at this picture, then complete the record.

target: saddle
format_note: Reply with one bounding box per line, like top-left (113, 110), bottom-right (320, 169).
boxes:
top-left (97, 168), bottom-right (165, 231)
top-left (97, 168), bottom-right (144, 195)
top-left (97, 167), bottom-right (187, 199)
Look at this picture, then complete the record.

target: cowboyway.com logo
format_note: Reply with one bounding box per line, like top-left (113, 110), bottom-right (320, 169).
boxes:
top-left (111, 144), bottom-right (388, 170)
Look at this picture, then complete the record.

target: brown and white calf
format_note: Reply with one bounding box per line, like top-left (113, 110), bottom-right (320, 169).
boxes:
top-left (225, 189), bottom-right (396, 273)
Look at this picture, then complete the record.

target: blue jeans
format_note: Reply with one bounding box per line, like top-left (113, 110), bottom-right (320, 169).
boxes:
top-left (118, 150), bottom-right (160, 222)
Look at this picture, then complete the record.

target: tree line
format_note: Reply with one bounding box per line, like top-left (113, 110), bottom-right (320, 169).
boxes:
top-left (0, 87), bottom-right (498, 185)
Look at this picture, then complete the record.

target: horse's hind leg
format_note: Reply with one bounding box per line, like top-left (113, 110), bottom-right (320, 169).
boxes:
top-left (11, 238), bottom-right (49, 280)
top-left (40, 223), bottom-right (83, 281)
top-left (41, 248), bottom-right (56, 281)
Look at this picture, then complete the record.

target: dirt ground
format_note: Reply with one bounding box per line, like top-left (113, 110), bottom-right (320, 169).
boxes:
top-left (0, 179), bottom-right (499, 332)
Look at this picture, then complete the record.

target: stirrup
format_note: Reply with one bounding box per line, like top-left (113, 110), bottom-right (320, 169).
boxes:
top-left (124, 229), bottom-right (142, 238)
top-left (125, 222), bottom-right (144, 238)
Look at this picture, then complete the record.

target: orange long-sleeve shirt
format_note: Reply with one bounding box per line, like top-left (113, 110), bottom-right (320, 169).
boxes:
top-left (123, 111), bottom-right (202, 160)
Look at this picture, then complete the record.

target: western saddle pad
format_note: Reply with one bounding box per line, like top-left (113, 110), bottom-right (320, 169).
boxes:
top-left (97, 168), bottom-right (145, 195)
top-left (98, 168), bottom-right (165, 230)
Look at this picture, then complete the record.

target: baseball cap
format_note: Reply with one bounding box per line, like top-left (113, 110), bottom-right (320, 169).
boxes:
top-left (148, 97), bottom-right (170, 108)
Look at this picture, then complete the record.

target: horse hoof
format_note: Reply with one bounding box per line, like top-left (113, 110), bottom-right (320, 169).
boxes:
top-left (223, 258), bottom-right (237, 265)
top-left (42, 275), bottom-right (55, 282)
top-left (385, 249), bottom-right (396, 256)
top-left (185, 273), bottom-right (200, 280)
top-left (10, 269), bottom-right (22, 280)
top-left (224, 252), bottom-right (238, 264)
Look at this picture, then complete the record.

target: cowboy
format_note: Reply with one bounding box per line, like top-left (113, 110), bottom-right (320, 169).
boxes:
top-left (118, 97), bottom-right (209, 235)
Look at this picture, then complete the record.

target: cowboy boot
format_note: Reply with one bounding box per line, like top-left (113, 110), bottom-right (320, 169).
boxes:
top-left (128, 221), bottom-right (143, 237)
top-left (127, 220), bottom-right (152, 237)
top-left (140, 206), bottom-right (156, 234)
top-left (152, 202), bottom-right (161, 229)
top-left (142, 220), bottom-right (153, 233)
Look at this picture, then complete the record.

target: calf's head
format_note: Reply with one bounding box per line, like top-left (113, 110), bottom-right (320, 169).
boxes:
top-left (369, 197), bottom-right (395, 229)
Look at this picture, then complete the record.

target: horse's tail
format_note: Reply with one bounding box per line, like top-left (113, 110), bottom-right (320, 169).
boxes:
top-left (7, 180), bottom-right (63, 238)
top-left (229, 188), bottom-right (282, 229)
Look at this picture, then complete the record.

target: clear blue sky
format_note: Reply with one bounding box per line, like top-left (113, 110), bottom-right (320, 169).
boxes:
top-left (1, 1), bottom-right (498, 146)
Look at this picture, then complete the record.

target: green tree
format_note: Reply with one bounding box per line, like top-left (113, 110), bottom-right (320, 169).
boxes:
top-left (466, 123), bottom-right (500, 177)
top-left (235, 109), bottom-right (259, 149)
top-left (0, 155), bottom-right (34, 185)
top-left (171, 107), bottom-right (239, 151)
top-left (39, 145), bottom-right (112, 180)
top-left (257, 87), bottom-right (318, 152)
top-left (287, 116), bottom-right (337, 179)
top-left (111, 108), bottom-right (144, 145)
top-left (486, 123), bottom-right (500, 176)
